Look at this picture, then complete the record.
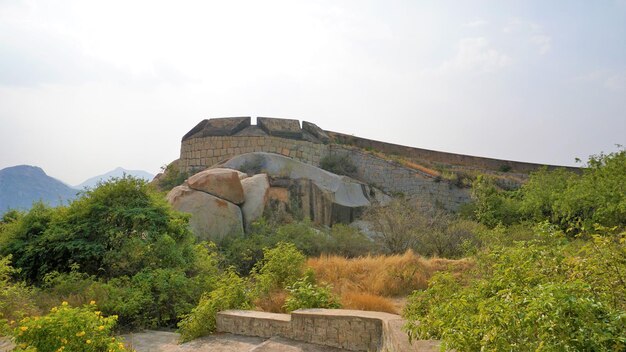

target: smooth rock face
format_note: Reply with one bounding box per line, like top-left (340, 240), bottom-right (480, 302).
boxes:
top-left (167, 185), bottom-right (243, 242)
top-left (218, 152), bottom-right (372, 226)
top-left (187, 168), bottom-right (245, 204)
top-left (240, 174), bottom-right (270, 229)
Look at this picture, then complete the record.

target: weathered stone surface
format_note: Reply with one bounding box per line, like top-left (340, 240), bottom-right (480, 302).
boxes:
top-left (166, 185), bottom-right (243, 242)
top-left (233, 125), bottom-right (269, 137)
top-left (217, 152), bottom-right (371, 226)
top-left (257, 117), bottom-right (302, 139)
top-left (302, 121), bottom-right (330, 143)
top-left (187, 168), bottom-right (246, 204)
top-left (216, 309), bottom-right (440, 352)
top-left (182, 117), bottom-right (251, 141)
top-left (241, 174), bottom-right (270, 229)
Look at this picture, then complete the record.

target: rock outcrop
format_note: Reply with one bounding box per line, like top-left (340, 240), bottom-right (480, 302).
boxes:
top-left (187, 168), bottom-right (247, 204)
top-left (216, 152), bottom-right (384, 226)
top-left (166, 185), bottom-right (244, 242)
top-left (166, 152), bottom-right (389, 241)
top-left (240, 174), bottom-right (270, 229)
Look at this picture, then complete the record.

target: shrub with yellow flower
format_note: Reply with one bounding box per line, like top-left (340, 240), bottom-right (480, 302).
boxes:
top-left (12, 302), bottom-right (130, 352)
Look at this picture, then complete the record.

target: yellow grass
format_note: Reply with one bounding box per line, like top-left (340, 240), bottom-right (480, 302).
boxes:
top-left (307, 251), bottom-right (473, 312)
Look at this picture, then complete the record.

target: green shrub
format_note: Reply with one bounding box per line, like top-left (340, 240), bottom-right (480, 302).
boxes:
top-left (177, 270), bottom-right (252, 342)
top-left (156, 161), bottom-right (189, 191)
top-left (1, 176), bottom-right (196, 283)
top-left (283, 276), bottom-right (341, 312)
top-left (0, 256), bottom-right (38, 336)
top-left (220, 219), bottom-right (331, 275)
top-left (13, 302), bottom-right (128, 352)
top-left (319, 154), bottom-right (357, 177)
top-left (326, 224), bottom-right (375, 257)
top-left (404, 238), bottom-right (626, 351)
top-left (252, 242), bottom-right (306, 295)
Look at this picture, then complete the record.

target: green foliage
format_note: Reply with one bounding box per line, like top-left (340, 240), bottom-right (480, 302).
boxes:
top-left (0, 177), bottom-right (222, 330)
top-left (157, 162), bottom-right (189, 191)
top-left (220, 219), bottom-right (349, 275)
top-left (470, 149), bottom-right (626, 235)
top-left (252, 242), bottom-right (306, 295)
top-left (319, 154), bottom-right (357, 177)
top-left (0, 176), bottom-right (196, 283)
top-left (470, 175), bottom-right (521, 227)
top-left (364, 199), bottom-right (483, 257)
top-left (177, 270), bottom-right (252, 342)
top-left (13, 302), bottom-right (128, 352)
top-left (325, 224), bottom-right (375, 258)
top-left (283, 274), bottom-right (341, 312)
top-left (0, 256), bottom-right (38, 335)
top-left (404, 236), bottom-right (626, 351)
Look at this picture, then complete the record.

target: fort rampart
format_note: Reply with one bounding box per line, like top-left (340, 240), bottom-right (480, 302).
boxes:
top-left (178, 116), bottom-right (575, 210)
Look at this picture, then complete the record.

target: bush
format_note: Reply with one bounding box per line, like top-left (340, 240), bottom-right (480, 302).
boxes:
top-left (177, 270), bottom-right (252, 342)
top-left (1, 176), bottom-right (196, 283)
top-left (283, 275), bottom-right (341, 312)
top-left (252, 242), bottom-right (306, 295)
top-left (13, 302), bottom-right (128, 352)
top-left (0, 256), bottom-right (38, 336)
top-left (319, 154), bottom-right (357, 177)
top-left (156, 161), bottom-right (189, 191)
top-left (403, 238), bottom-right (626, 351)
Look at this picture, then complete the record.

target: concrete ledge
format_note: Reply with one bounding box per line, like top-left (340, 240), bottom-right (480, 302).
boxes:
top-left (216, 309), bottom-right (439, 351)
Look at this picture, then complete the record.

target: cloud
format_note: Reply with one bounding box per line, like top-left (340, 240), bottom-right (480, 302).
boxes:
top-left (503, 19), bottom-right (552, 55)
top-left (530, 34), bottom-right (552, 55)
top-left (465, 19), bottom-right (488, 27)
top-left (573, 70), bottom-right (626, 92)
top-left (433, 37), bottom-right (511, 74)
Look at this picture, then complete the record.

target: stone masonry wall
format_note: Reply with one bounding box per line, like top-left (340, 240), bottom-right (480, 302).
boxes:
top-left (216, 309), bottom-right (405, 352)
top-left (180, 135), bottom-right (329, 174)
top-left (329, 145), bottom-right (471, 210)
top-left (179, 135), bottom-right (470, 210)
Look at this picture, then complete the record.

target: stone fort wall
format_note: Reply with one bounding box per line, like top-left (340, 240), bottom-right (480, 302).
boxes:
top-left (178, 116), bottom-right (574, 210)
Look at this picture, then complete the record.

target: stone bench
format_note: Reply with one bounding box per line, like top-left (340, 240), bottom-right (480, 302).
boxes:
top-left (216, 309), bottom-right (439, 351)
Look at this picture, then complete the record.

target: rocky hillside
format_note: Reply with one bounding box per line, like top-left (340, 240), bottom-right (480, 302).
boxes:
top-left (0, 165), bottom-right (78, 214)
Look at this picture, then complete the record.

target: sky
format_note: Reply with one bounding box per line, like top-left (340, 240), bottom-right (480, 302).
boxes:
top-left (0, 0), bottom-right (625, 185)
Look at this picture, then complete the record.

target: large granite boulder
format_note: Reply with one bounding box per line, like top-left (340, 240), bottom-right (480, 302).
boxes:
top-left (216, 152), bottom-right (374, 226)
top-left (187, 168), bottom-right (246, 204)
top-left (166, 185), bottom-right (244, 242)
top-left (240, 174), bottom-right (270, 229)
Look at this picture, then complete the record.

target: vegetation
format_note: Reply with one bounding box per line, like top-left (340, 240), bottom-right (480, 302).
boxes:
top-left (177, 270), bottom-right (252, 343)
top-left (404, 149), bottom-right (626, 351)
top-left (1, 149), bottom-right (624, 349)
top-left (283, 274), bottom-right (341, 312)
top-left (0, 176), bottom-right (220, 333)
top-left (156, 161), bottom-right (189, 191)
top-left (13, 302), bottom-right (128, 352)
top-left (319, 154), bottom-right (357, 177)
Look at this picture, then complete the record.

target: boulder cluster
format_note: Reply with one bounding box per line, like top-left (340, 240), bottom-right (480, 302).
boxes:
top-left (166, 152), bottom-right (388, 242)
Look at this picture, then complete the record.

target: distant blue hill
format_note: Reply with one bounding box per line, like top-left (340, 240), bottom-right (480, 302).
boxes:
top-left (74, 167), bottom-right (154, 190)
top-left (0, 165), bottom-right (78, 215)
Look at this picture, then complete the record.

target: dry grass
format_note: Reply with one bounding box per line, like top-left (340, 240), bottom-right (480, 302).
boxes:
top-left (255, 289), bottom-right (288, 313)
top-left (340, 292), bottom-right (398, 314)
top-left (307, 251), bottom-right (473, 312)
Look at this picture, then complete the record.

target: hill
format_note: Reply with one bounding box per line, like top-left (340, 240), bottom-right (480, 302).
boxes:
top-left (0, 165), bottom-right (78, 214)
top-left (74, 167), bottom-right (154, 189)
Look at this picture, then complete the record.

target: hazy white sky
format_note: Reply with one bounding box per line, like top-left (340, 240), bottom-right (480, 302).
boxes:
top-left (1, 0), bottom-right (625, 185)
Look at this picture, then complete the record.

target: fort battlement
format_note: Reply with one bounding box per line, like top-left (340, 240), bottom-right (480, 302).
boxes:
top-left (179, 117), bottom-right (576, 210)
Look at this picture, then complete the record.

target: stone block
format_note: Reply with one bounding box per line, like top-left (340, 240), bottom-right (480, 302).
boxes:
top-left (257, 117), bottom-right (302, 139)
top-left (182, 117), bottom-right (251, 141)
